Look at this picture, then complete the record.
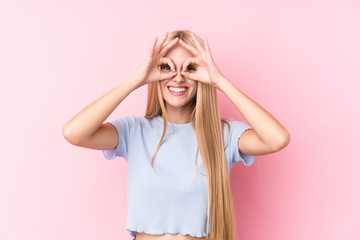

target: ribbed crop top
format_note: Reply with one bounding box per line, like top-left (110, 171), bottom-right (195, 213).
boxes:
top-left (102, 115), bottom-right (255, 238)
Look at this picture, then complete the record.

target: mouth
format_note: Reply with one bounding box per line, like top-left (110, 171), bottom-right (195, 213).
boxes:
top-left (167, 86), bottom-right (189, 96)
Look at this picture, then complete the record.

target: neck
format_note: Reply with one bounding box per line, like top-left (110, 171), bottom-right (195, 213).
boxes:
top-left (163, 104), bottom-right (194, 124)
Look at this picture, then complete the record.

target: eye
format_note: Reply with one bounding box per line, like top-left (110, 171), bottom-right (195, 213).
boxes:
top-left (186, 64), bottom-right (196, 71)
top-left (160, 64), bottom-right (171, 71)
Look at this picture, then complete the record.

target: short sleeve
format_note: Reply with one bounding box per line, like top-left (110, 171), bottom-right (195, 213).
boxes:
top-left (223, 119), bottom-right (256, 167)
top-left (102, 115), bottom-right (136, 160)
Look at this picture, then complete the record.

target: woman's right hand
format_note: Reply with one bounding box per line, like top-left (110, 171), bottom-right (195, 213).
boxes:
top-left (131, 32), bottom-right (179, 87)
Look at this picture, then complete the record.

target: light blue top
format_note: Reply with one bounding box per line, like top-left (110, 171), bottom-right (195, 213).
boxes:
top-left (102, 115), bottom-right (255, 238)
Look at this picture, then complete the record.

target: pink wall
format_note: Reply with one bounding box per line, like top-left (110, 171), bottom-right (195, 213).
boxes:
top-left (1, 0), bottom-right (359, 239)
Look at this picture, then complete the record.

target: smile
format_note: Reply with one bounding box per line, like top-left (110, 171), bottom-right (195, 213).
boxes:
top-left (167, 86), bottom-right (189, 96)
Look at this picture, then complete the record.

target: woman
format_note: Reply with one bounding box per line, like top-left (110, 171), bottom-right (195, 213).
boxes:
top-left (63, 30), bottom-right (290, 240)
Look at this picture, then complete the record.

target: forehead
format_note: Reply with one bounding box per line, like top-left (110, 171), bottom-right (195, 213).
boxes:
top-left (163, 43), bottom-right (194, 62)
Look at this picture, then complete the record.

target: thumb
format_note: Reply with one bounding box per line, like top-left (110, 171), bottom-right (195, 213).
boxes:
top-left (181, 57), bottom-right (197, 80)
top-left (180, 71), bottom-right (196, 80)
top-left (160, 71), bottom-right (177, 80)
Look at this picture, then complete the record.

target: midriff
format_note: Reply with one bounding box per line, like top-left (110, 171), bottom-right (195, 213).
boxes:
top-left (136, 232), bottom-right (210, 240)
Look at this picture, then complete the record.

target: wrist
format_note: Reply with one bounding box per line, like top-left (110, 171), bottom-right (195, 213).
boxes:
top-left (212, 75), bottom-right (230, 91)
top-left (125, 74), bottom-right (145, 91)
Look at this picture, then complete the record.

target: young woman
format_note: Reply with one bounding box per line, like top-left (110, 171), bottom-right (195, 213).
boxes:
top-left (63, 30), bottom-right (290, 240)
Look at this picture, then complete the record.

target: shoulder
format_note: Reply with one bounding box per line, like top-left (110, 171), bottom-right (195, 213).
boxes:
top-left (105, 115), bottom-right (143, 132)
top-left (221, 118), bottom-right (256, 167)
top-left (107, 115), bottom-right (162, 131)
top-left (107, 114), bottom-right (138, 126)
top-left (221, 118), bottom-right (252, 135)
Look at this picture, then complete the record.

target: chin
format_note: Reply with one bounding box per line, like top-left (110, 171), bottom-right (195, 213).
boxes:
top-left (165, 99), bottom-right (196, 110)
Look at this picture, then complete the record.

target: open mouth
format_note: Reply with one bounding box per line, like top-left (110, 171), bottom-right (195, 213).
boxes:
top-left (168, 86), bottom-right (188, 93)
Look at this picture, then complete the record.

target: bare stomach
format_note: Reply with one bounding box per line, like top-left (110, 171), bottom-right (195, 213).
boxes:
top-left (136, 232), bottom-right (210, 240)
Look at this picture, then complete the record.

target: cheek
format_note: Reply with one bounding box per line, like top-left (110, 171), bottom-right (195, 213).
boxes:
top-left (189, 81), bottom-right (197, 89)
top-left (192, 84), bottom-right (198, 94)
top-left (160, 82), bottom-right (167, 92)
top-left (191, 87), bottom-right (198, 99)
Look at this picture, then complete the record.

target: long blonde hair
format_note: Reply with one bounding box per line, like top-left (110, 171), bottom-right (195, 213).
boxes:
top-left (144, 30), bottom-right (236, 240)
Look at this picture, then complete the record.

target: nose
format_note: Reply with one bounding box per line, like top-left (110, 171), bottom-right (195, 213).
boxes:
top-left (172, 70), bottom-right (185, 83)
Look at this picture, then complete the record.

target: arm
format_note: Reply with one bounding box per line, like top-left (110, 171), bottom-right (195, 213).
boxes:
top-left (215, 76), bottom-right (290, 155)
top-left (62, 77), bottom-right (139, 148)
top-left (179, 32), bottom-right (290, 156)
top-left (62, 32), bottom-right (179, 149)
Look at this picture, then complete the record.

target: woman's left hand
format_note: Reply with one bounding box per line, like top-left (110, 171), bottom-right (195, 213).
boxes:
top-left (179, 32), bottom-right (224, 87)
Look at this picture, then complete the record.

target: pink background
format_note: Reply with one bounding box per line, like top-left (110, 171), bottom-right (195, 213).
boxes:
top-left (1, 0), bottom-right (359, 239)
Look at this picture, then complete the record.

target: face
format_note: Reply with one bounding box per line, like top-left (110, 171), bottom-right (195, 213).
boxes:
top-left (159, 42), bottom-right (197, 112)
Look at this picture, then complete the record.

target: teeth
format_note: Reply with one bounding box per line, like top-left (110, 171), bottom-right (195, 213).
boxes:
top-left (169, 87), bottom-right (187, 92)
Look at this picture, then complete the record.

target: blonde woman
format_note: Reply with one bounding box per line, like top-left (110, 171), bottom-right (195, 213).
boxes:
top-left (63, 30), bottom-right (290, 240)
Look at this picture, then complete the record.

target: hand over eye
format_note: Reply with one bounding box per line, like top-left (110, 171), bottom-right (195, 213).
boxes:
top-left (185, 64), bottom-right (197, 72)
top-left (132, 32), bottom-right (179, 86)
top-left (160, 64), bottom-right (171, 71)
top-left (160, 63), bottom-right (196, 72)
top-left (178, 32), bottom-right (224, 87)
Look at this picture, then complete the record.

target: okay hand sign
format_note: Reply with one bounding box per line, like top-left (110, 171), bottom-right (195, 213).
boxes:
top-left (132, 32), bottom-right (179, 87)
top-left (178, 32), bottom-right (224, 87)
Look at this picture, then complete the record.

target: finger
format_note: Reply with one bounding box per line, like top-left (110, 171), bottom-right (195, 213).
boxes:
top-left (181, 57), bottom-right (197, 72)
top-left (204, 37), bottom-right (211, 55)
top-left (147, 37), bottom-right (157, 58)
top-left (181, 58), bottom-right (198, 80)
top-left (154, 32), bottom-right (169, 53)
top-left (178, 39), bottom-right (199, 57)
top-left (160, 72), bottom-right (177, 80)
top-left (180, 70), bottom-right (196, 80)
top-left (190, 32), bottom-right (205, 56)
top-left (158, 37), bottom-right (179, 57)
top-left (160, 57), bottom-right (176, 72)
